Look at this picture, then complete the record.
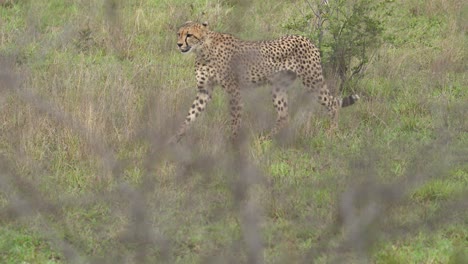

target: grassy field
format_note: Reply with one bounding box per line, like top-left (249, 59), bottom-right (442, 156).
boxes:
top-left (0, 0), bottom-right (467, 263)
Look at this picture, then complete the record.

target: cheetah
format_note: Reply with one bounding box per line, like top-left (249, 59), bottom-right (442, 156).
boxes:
top-left (173, 21), bottom-right (359, 142)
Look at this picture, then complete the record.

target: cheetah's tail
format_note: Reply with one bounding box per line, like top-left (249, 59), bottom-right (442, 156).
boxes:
top-left (340, 94), bottom-right (360, 107)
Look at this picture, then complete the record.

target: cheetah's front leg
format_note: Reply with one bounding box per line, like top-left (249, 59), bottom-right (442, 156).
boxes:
top-left (226, 86), bottom-right (243, 141)
top-left (174, 86), bottom-right (213, 142)
top-left (270, 87), bottom-right (289, 137)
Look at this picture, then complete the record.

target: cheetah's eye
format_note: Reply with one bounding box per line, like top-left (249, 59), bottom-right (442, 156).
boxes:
top-left (187, 33), bottom-right (193, 37)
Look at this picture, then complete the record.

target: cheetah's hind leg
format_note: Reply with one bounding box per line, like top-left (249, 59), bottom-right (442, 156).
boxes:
top-left (264, 71), bottom-right (296, 140)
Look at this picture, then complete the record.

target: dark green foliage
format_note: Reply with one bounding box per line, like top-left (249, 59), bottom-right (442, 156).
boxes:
top-left (283, 0), bottom-right (393, 91)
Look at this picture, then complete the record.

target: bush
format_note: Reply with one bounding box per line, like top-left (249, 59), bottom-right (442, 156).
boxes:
top-left (283, 0), bottom-right (393, 91)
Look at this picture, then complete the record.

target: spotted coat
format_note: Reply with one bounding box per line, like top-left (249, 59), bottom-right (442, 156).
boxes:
top-left (174, 21), bottom-right (359, 142)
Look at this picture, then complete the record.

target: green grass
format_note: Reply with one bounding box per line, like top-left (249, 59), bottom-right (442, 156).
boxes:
top-left (0, 0), bottom-right (467, 263)
top-left (0, 226), bottom-right (61, 263)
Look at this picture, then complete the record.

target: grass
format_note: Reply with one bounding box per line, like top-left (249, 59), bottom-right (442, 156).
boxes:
top-left (0, 226), bottom-right (61, 263)
top-left (0, 0), bottom-right (467, 263)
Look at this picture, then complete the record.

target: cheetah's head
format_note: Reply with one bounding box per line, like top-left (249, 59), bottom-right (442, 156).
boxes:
top-left (177, 21), bottom-right (209, 54)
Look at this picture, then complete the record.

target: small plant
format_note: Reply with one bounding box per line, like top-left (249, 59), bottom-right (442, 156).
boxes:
top-left (283, 0), bottom-right (393, 91)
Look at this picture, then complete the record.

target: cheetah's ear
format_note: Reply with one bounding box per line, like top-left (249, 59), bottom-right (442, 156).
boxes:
top-left (202, 21), bottom-right (208, 27)
top-left (181, 21), bottom-right (193, 27)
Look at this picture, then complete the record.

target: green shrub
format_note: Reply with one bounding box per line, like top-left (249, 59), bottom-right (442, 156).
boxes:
top-left (283, 0), bottom-right (393, 91)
